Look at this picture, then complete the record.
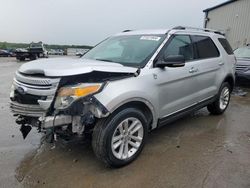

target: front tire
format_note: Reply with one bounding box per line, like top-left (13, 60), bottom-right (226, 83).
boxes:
top-left (207, 82), bottom-right (231, 115)
top-left (92, 108), bottom-right (148, 167)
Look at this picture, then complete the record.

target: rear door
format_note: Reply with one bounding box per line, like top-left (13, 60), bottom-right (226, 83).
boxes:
top-left (190, 35), bottom-right (222, 101)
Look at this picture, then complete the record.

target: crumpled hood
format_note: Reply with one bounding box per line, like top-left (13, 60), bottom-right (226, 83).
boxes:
top-left (19, 57), bottom-right (138, 76)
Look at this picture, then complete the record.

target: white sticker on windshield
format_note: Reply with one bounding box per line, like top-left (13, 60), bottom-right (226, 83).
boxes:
top-left (140, 36), bottom-right (161, 41)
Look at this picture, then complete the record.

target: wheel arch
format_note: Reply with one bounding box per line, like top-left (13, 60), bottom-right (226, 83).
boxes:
top-left (108, 98), bottom-right (157, 131)
top-left (223, 74), bottom-right (235, 92)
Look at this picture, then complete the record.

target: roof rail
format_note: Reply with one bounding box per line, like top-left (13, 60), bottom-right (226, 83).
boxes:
top-left (172, 26), bottom-right (225, 36)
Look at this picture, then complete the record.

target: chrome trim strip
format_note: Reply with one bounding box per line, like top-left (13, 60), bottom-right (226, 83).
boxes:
top-left (162, 96), bottom-right (215, 118)
top-left (15, 71), bottom-right (60, 86)
top-left (38, 99), bottom-right (53, 110)
top-left (14, 78), bottom-right (52, 90)
top-left (10, 101), bottom-right (46, 117)
top-left (13, 79), bottom-right (57, 96)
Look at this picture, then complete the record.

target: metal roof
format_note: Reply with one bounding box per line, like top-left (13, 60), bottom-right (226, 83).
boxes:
top-left (203, 0), bottom-right (237, 12)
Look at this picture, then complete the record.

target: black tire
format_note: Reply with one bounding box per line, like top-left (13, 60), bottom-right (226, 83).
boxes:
top-left (20, 57), bottom-right (25, 61)
top-left (31, 54), bottom-right (37, 60)
top-left (207, 82), bottom-right (231, 115)
top-left (92, 108), bottom-right (148, 167)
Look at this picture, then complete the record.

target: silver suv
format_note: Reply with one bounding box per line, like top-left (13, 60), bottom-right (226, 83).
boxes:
top-left (10, 26), bottom-right (236, 167)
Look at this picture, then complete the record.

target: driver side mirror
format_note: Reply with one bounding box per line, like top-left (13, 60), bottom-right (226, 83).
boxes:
top-left (156, 55), bottom-right (185, 68)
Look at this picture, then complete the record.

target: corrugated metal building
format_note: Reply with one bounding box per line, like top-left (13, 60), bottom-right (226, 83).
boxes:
top-left (203, 0), bottom-right (250, 49)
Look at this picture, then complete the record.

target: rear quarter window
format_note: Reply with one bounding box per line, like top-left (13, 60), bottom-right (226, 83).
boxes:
top-left (192, 35), bottom-right (220, 59)
top-left (218, 38), bottom-right (233, 55)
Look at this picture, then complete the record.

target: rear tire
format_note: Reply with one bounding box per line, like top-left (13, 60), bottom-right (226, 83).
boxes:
top-left (31, 54), bottom-right (37, 60)
top-left (207, 82), bottom-right (231, 115)
top-left (92, 108), bottom-right (148, 167)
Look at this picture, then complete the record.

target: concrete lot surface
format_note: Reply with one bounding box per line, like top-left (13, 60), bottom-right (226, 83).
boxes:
top-left (0, 57), bottom-right (250, 188)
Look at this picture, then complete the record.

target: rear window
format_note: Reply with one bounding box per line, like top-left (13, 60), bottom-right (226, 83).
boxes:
top-left (218, 38), bottom-right (233, 54)
top-left (192, 36), bottom-right (220, 59)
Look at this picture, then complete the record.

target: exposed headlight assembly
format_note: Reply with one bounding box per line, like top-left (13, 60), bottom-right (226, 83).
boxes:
top-left (54, 83), bottom-right (103, 109)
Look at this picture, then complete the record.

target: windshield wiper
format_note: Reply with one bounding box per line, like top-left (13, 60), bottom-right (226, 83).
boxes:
top-left (95, 58), bottom-right (116, 63)
top-left (94, 58), bottom-right (137, 68)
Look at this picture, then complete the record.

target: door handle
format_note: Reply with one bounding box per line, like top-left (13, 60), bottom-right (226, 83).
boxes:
top-left (189, 67), bottom-right (199, 73)
top-left (219, 62), bottom-right (225, 66)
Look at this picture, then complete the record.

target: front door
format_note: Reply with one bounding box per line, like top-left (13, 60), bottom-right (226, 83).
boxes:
top-left (153, 35), bottom-right (201, 118)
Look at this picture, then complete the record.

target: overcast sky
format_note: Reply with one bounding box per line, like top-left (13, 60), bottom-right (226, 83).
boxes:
top-left (0, 0), bottom-right (225, 46)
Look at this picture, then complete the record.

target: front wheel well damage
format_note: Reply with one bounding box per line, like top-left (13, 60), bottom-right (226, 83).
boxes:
top-left (105, 101), bottom-right (154, 130)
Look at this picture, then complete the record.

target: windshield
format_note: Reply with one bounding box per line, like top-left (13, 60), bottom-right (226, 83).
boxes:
top-left (234, 47), bottom-right (250, 59)
top-left (82, 34), bottom-right (165, 67)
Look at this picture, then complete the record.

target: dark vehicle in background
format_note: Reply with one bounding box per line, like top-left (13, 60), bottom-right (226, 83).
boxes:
top-left (0, 49), bottom-right (15, 57)
top-left (234, 45), bottom-right (250, 81)
top-left (15, 42), bottom-right (48, 61)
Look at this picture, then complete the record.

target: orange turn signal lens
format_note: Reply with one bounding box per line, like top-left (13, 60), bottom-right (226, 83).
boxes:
top-left (58, 84), bottom-right (101, 97)
top-left (74, 85), bottom-right (101, 97)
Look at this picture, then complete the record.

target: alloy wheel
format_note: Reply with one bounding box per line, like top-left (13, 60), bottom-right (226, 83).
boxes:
top-left (111, 117), bottom-right (144, 160)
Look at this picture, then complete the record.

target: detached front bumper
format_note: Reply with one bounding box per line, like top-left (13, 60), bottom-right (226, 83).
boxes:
top-left (10, 71), bottom-right (111, 140)
top-left (11, 96), bottom-right (109, 133)
top-left (10, 101), bottom-right (46, 117)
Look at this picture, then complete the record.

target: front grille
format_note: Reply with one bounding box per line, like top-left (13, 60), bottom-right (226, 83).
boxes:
top-left (10, 72), bottom-right (60, 116)
top-left (236, 65), bottom-right (249, 72)
top-left (13, 90), bottom-right (46, 105)
top-left (13, 72), bottom-right (60, 96)
top-left (15, 71), bottom-right (58, 86)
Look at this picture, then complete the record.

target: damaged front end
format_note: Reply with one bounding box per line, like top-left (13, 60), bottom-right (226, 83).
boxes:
top-left (10, 70), bottom-right (136, 141)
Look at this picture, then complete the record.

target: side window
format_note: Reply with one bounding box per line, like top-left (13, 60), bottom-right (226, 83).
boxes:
top-left (218, 38), bottom-right (233, 54)
top-left (192, 35), bottom-right (220, 59)
top-left (164, 35), bottom-right (194, 61)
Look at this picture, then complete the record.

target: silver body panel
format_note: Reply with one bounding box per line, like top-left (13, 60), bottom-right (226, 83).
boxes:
top-left (95, 30), bottom-right (236, 129)
top-left (11, 28), bottom-right (236, 130)
top-left (19, 58), bottom-right (137, 76)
